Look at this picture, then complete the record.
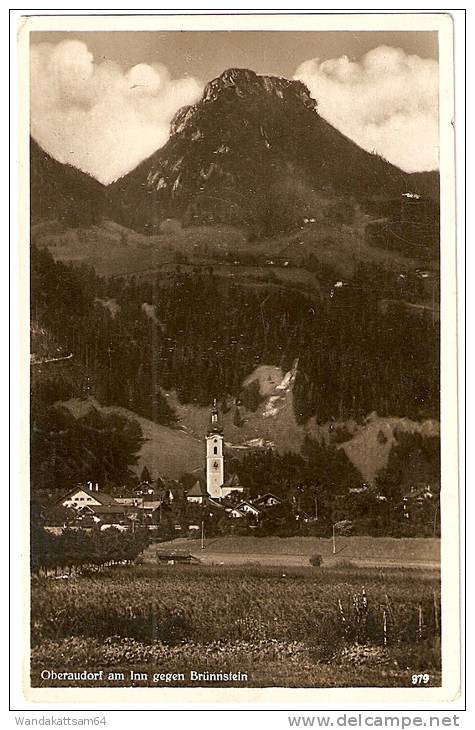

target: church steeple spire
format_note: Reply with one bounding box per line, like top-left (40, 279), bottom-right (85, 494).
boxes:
top-left (208, 398), bottom-right (223, 435)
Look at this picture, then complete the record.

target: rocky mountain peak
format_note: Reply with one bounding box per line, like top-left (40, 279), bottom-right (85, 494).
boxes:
top-left (169, 68), bottom-right (317, 139)
top-left (204, 67), bottom-right (260, 97)
top-left (202, 67), bottom-right (316, 106)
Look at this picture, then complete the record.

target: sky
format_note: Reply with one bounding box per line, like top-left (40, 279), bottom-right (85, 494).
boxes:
top-left (30, 31), bottom-right (439, 184)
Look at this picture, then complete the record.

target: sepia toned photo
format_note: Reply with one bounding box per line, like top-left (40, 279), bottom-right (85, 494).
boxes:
top-left (19, 13), bottom-right (459, 702)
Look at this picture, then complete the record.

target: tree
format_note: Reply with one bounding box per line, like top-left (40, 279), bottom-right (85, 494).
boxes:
top-left (259, 503), bottom-right (295, 536)
top-left (233, 406), bottom-right (244, 428)
top-left (240, 380), bottom-right (263, 412)
top-left (301, 436), bottom-right (363, 494)
top-left (31, 526), bottom-right (149, 574)
top-left (31, 405), bottom-right (144, 493)
top-left (375, 431), bottom-right (440, 531)
top-left (140, 466), bottom-right (152, 484)
top-left (375, 431), bottom-right (440, 501)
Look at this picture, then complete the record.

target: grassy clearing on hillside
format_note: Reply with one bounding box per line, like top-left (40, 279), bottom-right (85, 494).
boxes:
top-left (62, 396), bottom-right (203, 479)
top-left (31, 563), bottom-right (441, 688)
top-left (34, 218), bottom-right (431, 280)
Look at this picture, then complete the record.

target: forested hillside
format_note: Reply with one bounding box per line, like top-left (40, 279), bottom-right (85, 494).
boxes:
top-left (31, 245), bottom-right (439, 427)
top-left (30, 138), bottom-right (105, 227)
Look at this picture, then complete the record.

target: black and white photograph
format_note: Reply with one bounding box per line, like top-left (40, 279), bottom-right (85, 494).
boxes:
top-left (17, 12), bottom-right (459, 702)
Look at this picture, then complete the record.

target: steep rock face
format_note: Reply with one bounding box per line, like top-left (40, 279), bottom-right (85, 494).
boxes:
top-left (108, 67), bottom-right (438, 234)
top-left (200, 67), bottom-right (317, 108)
top-left (30, 138), bottom-right (105, 227)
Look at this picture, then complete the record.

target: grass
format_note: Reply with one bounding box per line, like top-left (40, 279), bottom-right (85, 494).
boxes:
top-left (31, 563), bottom-right (441, 688)
top-left (33, 217), bottom-right (432, 280)
top-left (159, 535), bottom-right (441, 562)
top-left (62, 396), bottom-right (203, 480)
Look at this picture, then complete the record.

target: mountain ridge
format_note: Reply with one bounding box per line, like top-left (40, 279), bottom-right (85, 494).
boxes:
top-left (30, 67), bottom-right (439, 237)
top-left (30, 137), bottom-right (105, 227)
top-left (107, 67), bottom-right (439, 234)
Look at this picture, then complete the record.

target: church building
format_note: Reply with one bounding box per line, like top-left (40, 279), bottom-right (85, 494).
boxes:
top-left (205, 400), bottom-right (244, 501)
top-left (206, 400), bottom-right (225, 499)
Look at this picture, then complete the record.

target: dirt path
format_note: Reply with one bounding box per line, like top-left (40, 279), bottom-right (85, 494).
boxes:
top-left (189, 551), bottom-right (439, 569)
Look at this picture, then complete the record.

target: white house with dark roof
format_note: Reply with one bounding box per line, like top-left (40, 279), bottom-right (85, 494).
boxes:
top-left (229, 502), bottom-right (261, 520)
top-left (253, 493), bottom-right (282, 508)
top-left (74, 503), bottom-right (128, 526)
top-left (229, 506), bottom-right (247, 519)
top-left (57, 482), bottom-right (119, 510)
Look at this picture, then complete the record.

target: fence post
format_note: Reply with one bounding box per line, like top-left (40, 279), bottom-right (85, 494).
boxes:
top-left (433, 591), bottom-right (439, 634)
top-left (418, 602), bottom-right (424, 641)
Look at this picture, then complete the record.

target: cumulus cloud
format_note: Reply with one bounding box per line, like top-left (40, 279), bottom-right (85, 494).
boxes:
top-left (294, 45), bottom-right (439, 172)
top-left (30, 40), bottom-right (203, 183)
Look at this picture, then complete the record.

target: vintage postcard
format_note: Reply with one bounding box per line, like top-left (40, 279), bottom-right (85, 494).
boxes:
top-left (16, 12), bottom-right (459, 704)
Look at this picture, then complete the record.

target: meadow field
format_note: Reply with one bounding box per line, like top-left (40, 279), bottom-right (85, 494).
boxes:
top-left (149, 536), bottom-right (441, 569)
top-left (33, 218), bottom-right (433, 281)
top-left (31, 562), bottom-right (441, 689)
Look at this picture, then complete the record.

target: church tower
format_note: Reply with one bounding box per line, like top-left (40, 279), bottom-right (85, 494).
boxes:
top-left (206, 399), bottom-right (224, 500)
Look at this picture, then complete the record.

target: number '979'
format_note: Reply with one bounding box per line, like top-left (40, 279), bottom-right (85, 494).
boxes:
top-left (411, 674), bottom-right (431, 685)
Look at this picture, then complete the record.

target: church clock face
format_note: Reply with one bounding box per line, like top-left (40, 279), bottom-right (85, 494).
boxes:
top-left (213, 461), bottom-right (219, 469)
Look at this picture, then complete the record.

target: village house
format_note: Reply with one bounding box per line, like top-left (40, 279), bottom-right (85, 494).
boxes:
top-left (54, 482), bottom-right (164, 530)
top-left (158, 482), bottom-right (185, 504)
top-left (156, 549), bottom-right (199, 565)
top-left (115, 497), bottom-right (143, 507)
top-left (186, 479), bottom-right (207, 504)
top-left (73, 503), bottom-right (130, 530)
top-left (57, 482), bottom-right (120, 510)
top-left (136, 482), bottom-right (155, 497)
top-left (141, 501), bottom-right (162, 520)
top-left (253, 493), bottom-right (282, 509)
top-left (229, 506), bottom-right (247, 519)
top-left (402, 485), bottom-right (435, 519)
top-left (115, 497), bottom-right (162, 522)
top-left (229, 501), bottom-right (261, 519)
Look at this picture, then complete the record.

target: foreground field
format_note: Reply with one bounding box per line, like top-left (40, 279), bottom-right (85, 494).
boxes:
top-left (31, 563), bottom-right (441, 688)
